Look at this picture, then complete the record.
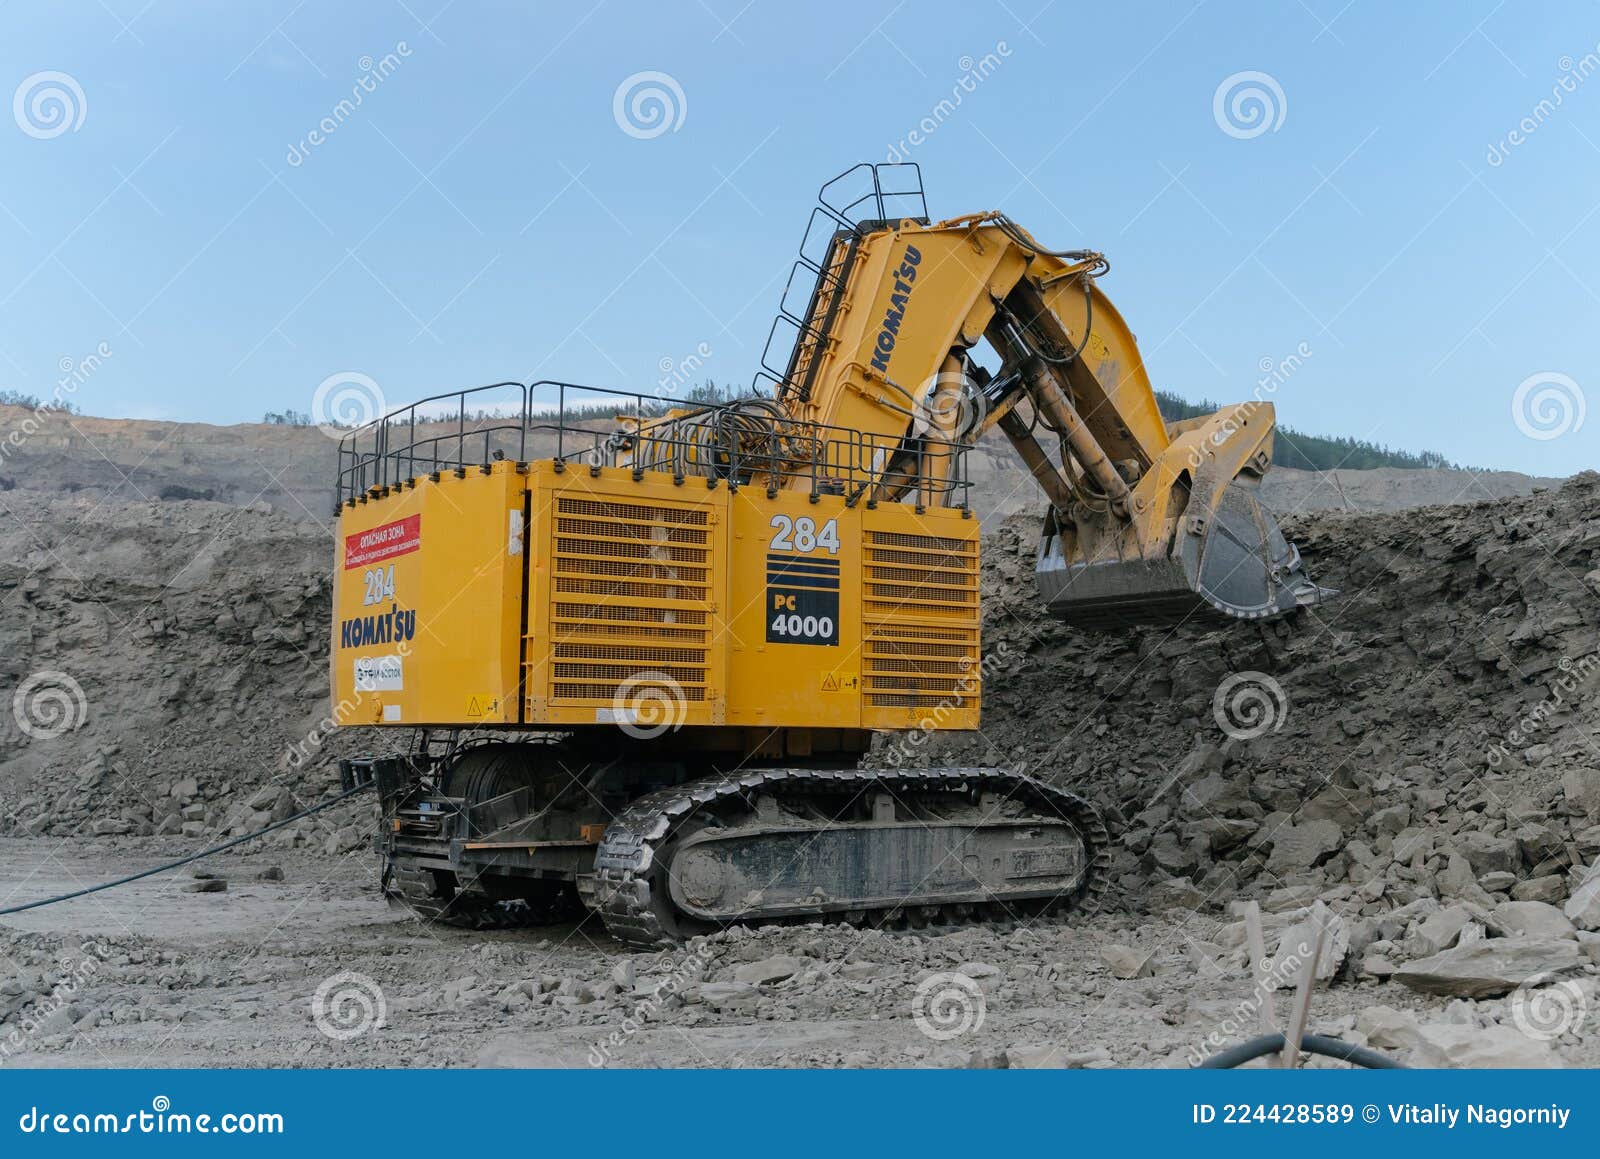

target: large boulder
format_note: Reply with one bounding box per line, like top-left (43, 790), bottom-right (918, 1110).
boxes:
top-left (1392, 938), bottom-right (1584, 998)
top-left (1263, 911), bottom-right (1347, 985)
top-left (1562, 769), bottom-right (1600, 821)
top-left (1356, 1005), bottom-right (1423, 1052)
top-left (1409, 905), bottom-right (1472, 957)
top-left (1512, 875), bottom-right (1567, 904)
top-left (1412, 1023), bottom-right (1560, 1068)
top-left (730, 956), bottom-right (809, 986)
top-left (1100, 944), bottom-right (1153, 979)
top-left (1565, 865), bottom-right (1600, 932)
top-left (1437, 853), bottom-right (1494, 906)
top-left (1490, 900), bottom-right (1576, 940)
top-left (1458, 830), bottom-right (1519, 877)
top-left (1265, 819), bottom-right (1343, 874)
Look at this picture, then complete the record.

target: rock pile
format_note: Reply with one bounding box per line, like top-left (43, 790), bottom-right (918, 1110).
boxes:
top-left (0, 495), bottom-right (370, 840)
top-left (905, 473), bottom-right (1599, 921)
top-left (896, 471), bottom-right (1600, 1063)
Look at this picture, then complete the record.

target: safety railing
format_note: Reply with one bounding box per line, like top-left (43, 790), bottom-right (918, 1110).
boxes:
top-left (335, 378), bottom-right (970, 512)
top-left (334, 381), bottom-right (528, 508)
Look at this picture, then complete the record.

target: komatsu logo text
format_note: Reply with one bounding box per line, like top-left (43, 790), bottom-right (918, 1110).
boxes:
top-left (340, 605), bottom-right (417, 648)
top-left (868, 244), bottom-right (923, 374)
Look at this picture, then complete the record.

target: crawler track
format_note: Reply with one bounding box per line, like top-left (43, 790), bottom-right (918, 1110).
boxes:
top-left (589, 766), bottom-right (1110, 947)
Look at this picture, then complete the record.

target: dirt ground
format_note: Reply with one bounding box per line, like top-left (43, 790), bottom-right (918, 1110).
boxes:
top-left (8, 835), bottom-right (1587, 1070)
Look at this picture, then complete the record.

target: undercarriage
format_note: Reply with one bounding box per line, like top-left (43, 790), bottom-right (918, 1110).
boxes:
top-left (349, 730), bottom-right (1109, 947)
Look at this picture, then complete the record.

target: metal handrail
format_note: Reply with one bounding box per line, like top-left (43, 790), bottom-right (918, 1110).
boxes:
top-left (335, 381), bottom-right (527, 505)
top-left (753, 162), bottom-right (929, 403)
top-left (333, 377), bottom-right (971, 511)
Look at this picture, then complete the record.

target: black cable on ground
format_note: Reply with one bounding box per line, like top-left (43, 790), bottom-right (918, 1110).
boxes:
top-left (0, 781), bottom-right (374, 917)
top-left (1195, 1032), bottom-right (1405, 1070)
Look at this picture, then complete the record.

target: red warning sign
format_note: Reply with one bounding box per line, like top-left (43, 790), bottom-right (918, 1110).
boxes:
top-left (344, 515), bottom-right (421, 569)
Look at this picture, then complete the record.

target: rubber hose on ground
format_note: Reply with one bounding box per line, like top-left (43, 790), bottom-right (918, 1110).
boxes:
top-left (1195, 1032), bottom-right (1404, 1070)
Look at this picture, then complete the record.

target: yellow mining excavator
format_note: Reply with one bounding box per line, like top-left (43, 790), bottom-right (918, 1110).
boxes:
top-left (332, 164), bottom-right (1329, 944)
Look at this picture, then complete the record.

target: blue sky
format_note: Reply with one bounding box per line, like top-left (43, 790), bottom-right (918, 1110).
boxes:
top-left (1, 0), bottom-right (1595, 474)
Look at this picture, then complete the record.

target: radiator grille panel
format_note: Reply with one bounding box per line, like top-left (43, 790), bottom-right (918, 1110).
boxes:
top-left (862, 529), bottom-right (980, 712)
top-left (546, 495), bottom-right (714, 705)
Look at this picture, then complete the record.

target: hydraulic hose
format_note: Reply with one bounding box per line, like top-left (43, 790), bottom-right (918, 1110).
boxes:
top-left (991, 214), bottom-right (1111, 274)
top-left (1031, 276), bottom-right (1095, 366)
top-left (1195, 1032), bottom-right (1405, 1070)
top-left (0, 781), bottom-right (373, 917)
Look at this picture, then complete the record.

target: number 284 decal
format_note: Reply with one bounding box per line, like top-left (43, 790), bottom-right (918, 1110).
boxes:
top-left (768, 514), bottom-right (839, 554)
top-left (767, 515), bottom-right (841, 646)
top-left (361, 564), bottom-right (396, 606)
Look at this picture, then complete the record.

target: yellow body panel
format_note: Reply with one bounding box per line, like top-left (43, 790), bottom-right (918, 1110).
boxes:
top-left (331, 460), bottom-right (979, 735)
top-left (331, 462), bottom-right (525, 727)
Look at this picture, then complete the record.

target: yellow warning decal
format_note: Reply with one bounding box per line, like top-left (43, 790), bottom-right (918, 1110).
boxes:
top-left (466, 694), bottom-right (500, 718)
top-left (820, 672), bottom-right (858, 693)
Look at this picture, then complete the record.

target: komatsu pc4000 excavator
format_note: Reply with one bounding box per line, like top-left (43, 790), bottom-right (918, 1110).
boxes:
top-left (332, 164), bottom-right (1330, 944)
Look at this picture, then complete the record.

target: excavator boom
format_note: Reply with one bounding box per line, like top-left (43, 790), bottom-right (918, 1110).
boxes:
top-left (739, 163), bottom-right (1332, 628)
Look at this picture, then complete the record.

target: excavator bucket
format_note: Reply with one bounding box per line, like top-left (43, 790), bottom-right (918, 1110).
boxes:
top-left (1037, 472), bottom-right (1333, 630)
top-left (1025, 389), bottom-right (1337, 633)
